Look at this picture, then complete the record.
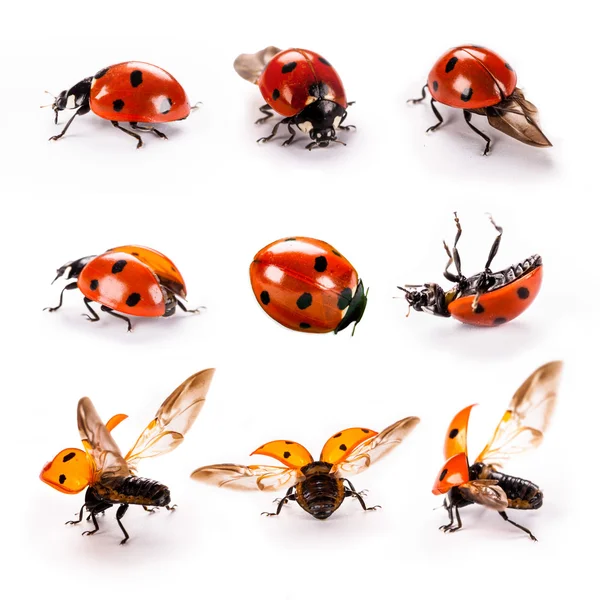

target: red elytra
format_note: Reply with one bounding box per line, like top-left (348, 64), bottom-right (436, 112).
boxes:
top-left (46, 245), bottom-right (198, 331)
top-left (399, 215), bottom-right (542, 327)
top-left (48, 62), bottom-right (192, 147)
top-left (258, 48), bottom-right (347, 117)
top-left (249, 237), bottom-right (367, 334)
top-left (427, 46), bottom-right (517, 109)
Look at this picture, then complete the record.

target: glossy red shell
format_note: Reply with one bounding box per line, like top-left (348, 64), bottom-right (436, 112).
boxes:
top-left (90, 62), bottom-right (190, 123)
top-left (78, 251), bottom-right (166, 317)
top-left (258, 49), bottom-right (347, 118)
top-left (427, 46), bottom-right (517, 109)
top-left (448, 265), bottom-right (542, 327)
top-left (249, 237), bottom-right (359, 333)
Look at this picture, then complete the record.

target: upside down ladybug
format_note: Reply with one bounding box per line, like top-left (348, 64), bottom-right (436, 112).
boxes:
top-left (250, 237), bottom-right (367, 334)
top-left (398, 214), bottom-right (542, 327)
top-left (192, 416), bottom-right (419, 520)
top-left (408, 45), bottom-right (551, 155)
top-left (45, 62), bottom-right (195, 148)
top-left (45, 245), bottom-right (201, 331)
top-left (434, 361), bottom-right (562, 540)
top-left (234, 47), bottom-right (354, 149)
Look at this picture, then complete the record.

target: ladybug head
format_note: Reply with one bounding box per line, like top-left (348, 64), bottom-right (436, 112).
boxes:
top-left (52, 255), bottom-right (95, 284)
top-left (47, 77), bottom-right (92, 124)
top-left (297, 100), bottom-right (347, 149)
top-left (398, 283), bottom-right (449, 318)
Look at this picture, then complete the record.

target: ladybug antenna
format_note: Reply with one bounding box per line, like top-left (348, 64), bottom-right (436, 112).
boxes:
top-left (190, 101), bottom-right (203, 112)
top-left (40, 90), bottom-right (56, 109)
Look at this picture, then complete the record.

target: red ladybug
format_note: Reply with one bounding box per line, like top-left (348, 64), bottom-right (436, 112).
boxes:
top-left (45, 245), bottom-right (200, 331)
top-left (398, 215), bottom-right (542, 327)
top-left (408, 45), bottom-right (551, 154)
top-left (46, 62), bottom-right (194, 148)
top-left (233, 47), bottom-right (354, 149)
top-left (249, 237), bottom-right (367, 334)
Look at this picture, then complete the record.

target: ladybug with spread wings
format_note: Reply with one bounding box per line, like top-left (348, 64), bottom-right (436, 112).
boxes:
top-left (40, 369), bottom-right (215, 543)
top-left (433, 361), bottom-right (562, 540)
top-left (191, 417), bottom-right (419, 520)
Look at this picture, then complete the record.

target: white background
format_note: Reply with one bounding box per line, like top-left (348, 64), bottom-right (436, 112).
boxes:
top-left (2, 1), bottom-right (596, 598)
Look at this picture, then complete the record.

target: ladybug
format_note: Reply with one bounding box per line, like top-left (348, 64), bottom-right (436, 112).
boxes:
top-left (398, 214), bottom-right (542, 327)
top-left (408, 45), bottom-right (551, 154)
top-left (45, 245), bottom-right (201, 331)
top-left (46, 62), bottom-right (195, 148)
top-left (249, 237), bottom-right (367, 334)
top-left (233, 46), bottom-right (354, 149)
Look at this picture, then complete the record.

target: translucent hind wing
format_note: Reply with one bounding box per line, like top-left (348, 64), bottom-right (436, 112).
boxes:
top-left (476, 361), bottom-right (563, 467)
top-left (486, 88), bottom-right (551, 148)
top-left (77, 397), bottom-right (129, 481)
top-left (124, 369), bottom-right (215, 470)
top-left (191, 463), bottom-right (301, 491)
top-left (331, 417), bottom-right (420, 477)
top-left (234, 46), bottom-right (281, 83)
top-left (458, 480), bottom-right (509, 510)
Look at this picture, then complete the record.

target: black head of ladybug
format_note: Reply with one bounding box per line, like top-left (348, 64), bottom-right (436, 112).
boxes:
top-left (295, 99), bottom-right (347, 149)
top-left (52, 255), bottom-right (95, 284)
top-left (398, 283), bottom-right (450, 318)
top-left (50, 77), bottom-right (92, 124)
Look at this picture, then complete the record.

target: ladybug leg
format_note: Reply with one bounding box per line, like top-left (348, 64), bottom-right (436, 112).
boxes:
top-left (255, 104), bottom-right (274, 125)
top-left (498, 511), bottom-right (537, 541)
top-left (81, 510), bottom-right (101, 537)
top-left (130, 122), bottom-right (168, 141)
top-left (407, 84), bottom-right (428, 104)
top-left (337, 111), bottom-right (356, 132)
top-left (82, 297), bottom-right (100, 323)
top-left (100, 306), bottom-right (133, 332)
top-left (463, 111), bottom-right (491, 155)
top-left (115, 504), bottom-right (130, 545)
top-left (49, 104), bottom-right (90, 142)
top-left (483, 215), bottom-right (503, 271)
top-left (257, 117), bottom-right (292, 144)
top-left (44, 281), bottom-right (78, 312)
top-left (472, 216), bottom-right (504, 311)
top-left (261, 488), bottom-right (296, 517)
top-left (426, 99), bottom-right (444, 133)
top-left (175, 299), bottom-right (203, 314)
top-left (443, 212), bottom-right (464, 283)
top-left (65, 504), bottom-right (86, 526)
top-left (343, 483), bottom-right (380, 512)
top-left (282, 122), bottom-right (297, 147)
top-left (110, 121), bottom-right (143, 149)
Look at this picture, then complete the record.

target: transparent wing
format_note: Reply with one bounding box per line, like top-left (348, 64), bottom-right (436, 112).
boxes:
top-left (234, 46), bottom-right (281, 83)
top-left (191, 463), bottom-right (301, 491)
top-left (487, 88), bottom-right (552, 148)
top-left (476, 361), bottom-right (563, 467)
top-left (331, 417), bottom-right (420, 477)
top-left (77, 397), bottom-right (129, 481)
top-left (458, 480), bottom-right (509, 510)
top-left (125, 368), bottom-right (215, 470)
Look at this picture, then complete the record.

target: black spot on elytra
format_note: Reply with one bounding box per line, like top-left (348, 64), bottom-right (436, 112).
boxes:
top-left (445, 57), bottom-right (458, 73)
top-left (474, 304), bottom-right (485, 314)
top-left (94, 67), bottom-right (109, 79)
top-left (113, 99), bottom-right (125, 112)
top-left (112, 259), bottom-right (127, 274)
top-left (361, 429), bottom-right (369, 434)
top-left (160, 98), bottom-right (173, 114)
top-left (282, 61), bottom-right (297, 73)
top-left (63, 452), bottom-right (76, 462)
top-left (285, 237), bottom-right (296, 241)
top-left (283, 451), bottom-right (291, 459)
top-left (318, 56), bottom-right (331, 66)
top-left (333, 432), bottom-right (342, 438)
top-left (59, 474), bottom-right (67, 484)
top-left (285, 441), bottom-right (293, 445)
top-left (314, 256), bottom-right (327, 272)
top-left (90, 279), bottom-right (99, 291)
top-left (331, 249), bottom-right (341, 256)
top-left (449, 428), bottom-right (459, 439)
top-left (505, 63), bottom-right (513, 71)
top-left (460, 88), bottom-right (474, 102)
top-left (272, 88), bottom-right (280, 101)
top-left (299, 322), bottom-right (311, 329)
top-left (131, 252), bottom-right (140, 256)
top-left (126, 293), bottom-right (141, 307)
top-left (337, 288), bottom-right (353, 310)
top-left (339, 444), bottom-right (347, 452)
top-left (297, 293), bottom-right (312, 309)
top-left (494, 317), bottom-right (507, 325)
top-left (130, 70), bottom-right (143, 87)
top-left (517, 287), bottom-right (530, 299)
top-left (432, 80), bottom-right (439, 92)
top-left (439, 469), bottom-right (448, 481)
top-left (260, 291), bottom-right (270, 305)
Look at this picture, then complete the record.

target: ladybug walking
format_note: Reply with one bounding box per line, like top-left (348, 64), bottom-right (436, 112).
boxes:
top-left (408, 45), bottom-right (551, 154)
top-left (234, 47), bottom-right (355, 149)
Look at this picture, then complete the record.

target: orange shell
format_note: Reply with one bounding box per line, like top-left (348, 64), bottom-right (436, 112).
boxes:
top-left (320, 427), bottom-right (378, 464)
top-left (444, 405), bottom-right (476, 461)
top-left (432, 453), bottom-right (470, 495)
top-left (251, 440), bottom-right (314, 469)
